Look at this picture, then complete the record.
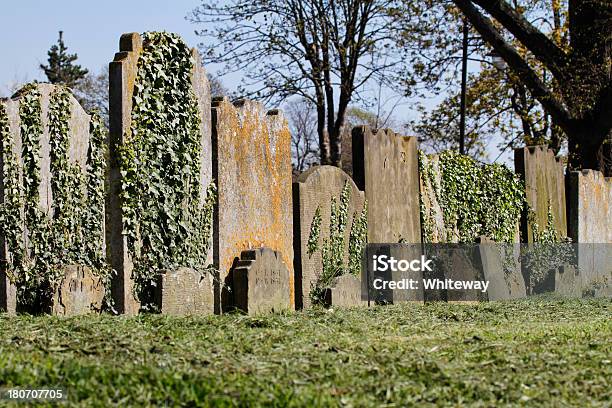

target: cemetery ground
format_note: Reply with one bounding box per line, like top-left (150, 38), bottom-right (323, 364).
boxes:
top-left (0, 295), bottom-right (610, 407)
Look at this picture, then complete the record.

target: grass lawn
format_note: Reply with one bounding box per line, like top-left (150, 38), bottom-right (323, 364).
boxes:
top-left (0, 295), bottom-right (610, 407)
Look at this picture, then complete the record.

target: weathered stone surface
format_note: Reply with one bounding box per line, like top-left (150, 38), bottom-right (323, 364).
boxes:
top-left (567, 170), bottom-right (612, 243)
top-left (108, 33), bottom-right (213, 314)
top-left (51, 265), bottom-right (104, 316)
top-left (351, 127), bottom-right (421, 243)
top-left (324, 274), bottom-right (367, 308)
top-left (293, 165), bottom-right (366, 309)
top-left (212, 98), bottom-right (293, 311)
top-left (231, 248), bottom-right (291, 314)
top-left (153, 268), bottom-right (214, 315)
top-left (476, 237), bottom-right (526, 300)
top-left (0, 269), bottom-right (17, 315)
top-left (515, 146), bottom-right (567, 242)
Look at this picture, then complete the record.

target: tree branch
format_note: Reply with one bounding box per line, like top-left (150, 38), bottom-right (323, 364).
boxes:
top-left (471, 0), bottom-right (569, 81)
top-left (452, 0), bottom-right (574, 134)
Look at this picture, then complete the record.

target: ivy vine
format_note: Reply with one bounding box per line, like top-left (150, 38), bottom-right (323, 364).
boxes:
top-left (118, 31), bottom-right (216, 307)
top-left (418, 150), bottom-right (525, 244)
top-left (307, 181), bottom-right (368, 305)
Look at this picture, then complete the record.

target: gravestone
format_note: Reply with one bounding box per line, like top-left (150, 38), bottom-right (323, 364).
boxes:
top-left (324, 274), bottom-right (367, 308)
top-left (0, 83), bottom-right (106, 314)
top-left (108, 32), bottom-right (213, 315)
top-left (515, 146), bottom-right (567, 242)
top-left (231, 248), bottom-right (291, 314)
top-left (293, 165), bottom-right (366, 309)
top-left (211, 98), bottom-right (293, 312)
top-left (351, 127), bottom-right (421, 243)
top-left (51, 265), bottom-right (104, 316)
top-left (476, 237), bottom-right (526, 300)
top-left (0, 271), bottom-right (16, 315)
top-left (567, 170), bottom-right (612, 243)
top-left (152, 268), bottom-right (214, 315)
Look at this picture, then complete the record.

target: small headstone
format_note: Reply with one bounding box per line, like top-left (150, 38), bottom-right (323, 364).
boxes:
top-left (152, 268), bottom-right (214, 315)
top-left (324, 274), bottom-right (367, 308)
top-left (231, 248), bottom-right (291, 314)
top-left (51, 265), bottom-right (104, 316)
top-left (292, 165), bottom-right (366, 309)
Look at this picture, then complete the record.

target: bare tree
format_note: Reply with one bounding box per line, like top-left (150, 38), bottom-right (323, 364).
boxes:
top-left (189, 0), bottom-right (408, 166)
top-left (285, 98), bottom-right (320, 175)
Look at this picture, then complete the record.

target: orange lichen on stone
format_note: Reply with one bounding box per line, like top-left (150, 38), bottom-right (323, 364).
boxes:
top-left (212, 98), bottom-right (294, 307)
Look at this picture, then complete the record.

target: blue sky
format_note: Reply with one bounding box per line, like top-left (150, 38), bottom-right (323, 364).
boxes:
top-left (0, 0), bottom-right (206, 95)
top-left (0, 1), bottom-right (513, 164)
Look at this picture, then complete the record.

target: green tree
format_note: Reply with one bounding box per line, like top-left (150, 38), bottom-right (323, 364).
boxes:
top-left (450, 0), bottom-right (612, 175)
top-left (40, 31), bottom-right (88, 89)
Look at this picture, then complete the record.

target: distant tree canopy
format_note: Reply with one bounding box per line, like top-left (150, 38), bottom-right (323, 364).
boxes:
top-left (189, 0), bottom-right (408, 167)
top-left (40, 31), bottom-right (88, 89)
top-left (448, 0), bottom-right (612, 175)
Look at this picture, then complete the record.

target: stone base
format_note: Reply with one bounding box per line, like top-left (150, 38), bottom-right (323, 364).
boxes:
top-left (232, 248), bottom-right (291, 315)
top-left (51, 265), bottom-right (104, 316)
top-left (153, 268), bottom-right (214, 315)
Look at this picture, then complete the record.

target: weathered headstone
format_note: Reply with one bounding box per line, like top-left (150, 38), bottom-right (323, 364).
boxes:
top-left (211, 98), bottom-right (293, 311)
top-left (476, 237), bottom-right (526, 300)
top-left (108, 32), bottom-right (213, 314)
top-left (231, 248), bottom-right (291, 314)
top-left (567, 170), bottom-right (612, 243)
top-left (0, 83), bottom-right (106, 314)
top-left (324, 274), bottom-right (367, 308)
top-left (51, 265), bottom-right (104, 316)
top-left (351, 127), bottom-right (421, 243)
top-left (293, 165), bottom-right (366, 309)
top-left (152, 268), bottom-right (215, 315)
top-left (515, 146), bottom-right (567, 242)
top-left (566, 171), bottom-right (611, 296)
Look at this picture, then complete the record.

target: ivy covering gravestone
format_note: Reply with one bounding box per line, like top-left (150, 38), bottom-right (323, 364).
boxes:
top-left (110, 31), bottom-right (215, 312)
top-left (0, 83), bottom-right (109, 312)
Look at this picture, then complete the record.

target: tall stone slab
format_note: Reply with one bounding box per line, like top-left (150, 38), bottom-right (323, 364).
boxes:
top-left (108, 33), bottom-right (213, 314)
top-left (293, 165), bottom-right (366, 309)
top-left (567, 170), bottom-right (612, 243)
top-left (515, 146), bottom-right (567, 242)
top-left (232, 248), bottom-right (291, 314)
top-left (566, 170), bottom-right (612, 296)
top-left (352, 127), bottom-right (421, 243)
top-left (211, 98), bottom-right (293, 312)
top-left (0, 83), bottom-right (105, 314)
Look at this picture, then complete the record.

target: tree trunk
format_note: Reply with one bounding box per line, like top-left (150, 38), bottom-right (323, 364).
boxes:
top-left (568, 123), bottom-right (612, 177)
